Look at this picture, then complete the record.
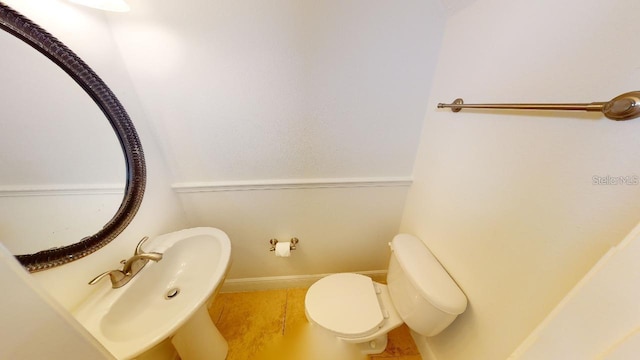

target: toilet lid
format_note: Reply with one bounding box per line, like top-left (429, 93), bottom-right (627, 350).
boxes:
top-left (305, 273), bottom-right (384, 338)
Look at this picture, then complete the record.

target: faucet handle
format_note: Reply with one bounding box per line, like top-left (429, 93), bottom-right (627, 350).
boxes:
top-left (134, 236), bottom-right (150, 255)
top-left (88, 270), bottom-right (112, 285)
top-left (88, 269), bottom-right (126, 286)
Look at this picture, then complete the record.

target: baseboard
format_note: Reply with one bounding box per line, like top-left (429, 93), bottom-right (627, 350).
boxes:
top-left (220, 270), bottom-right (388, 293)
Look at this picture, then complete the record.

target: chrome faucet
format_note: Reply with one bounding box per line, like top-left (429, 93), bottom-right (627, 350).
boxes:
top-left (89, 236), bottom-right (163, 289)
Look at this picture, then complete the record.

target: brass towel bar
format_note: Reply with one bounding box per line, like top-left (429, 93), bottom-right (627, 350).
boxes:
top-left (437, 91), bottom-right (640, 121)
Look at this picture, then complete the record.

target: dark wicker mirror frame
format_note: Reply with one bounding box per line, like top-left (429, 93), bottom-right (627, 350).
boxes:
top-left (0, 3), bottom-right (146, 272)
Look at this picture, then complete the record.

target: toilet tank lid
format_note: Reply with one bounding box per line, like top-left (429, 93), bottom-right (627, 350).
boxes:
top-left (391, 234), bottom-right (467, 314)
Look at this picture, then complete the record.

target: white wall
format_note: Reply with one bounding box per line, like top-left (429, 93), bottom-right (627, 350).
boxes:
top-left (0, 0), bottom-right (446, 307)
top-left (401, 0), bottom-right (640, 359)
top-left (0, 0), bottom-right (447, 307)
top-left (509, 222), bottom-right (640, 359)
top-left (177, 183), bottom-right (410, 279)
top-left (0, 243), bottom-right (114, 360)
top-left (107, 0), bottom-right (446, 279)
top-left (108, 0), bottom-right (443, 181)
top-left (1, 0), bottom-right (188, 309)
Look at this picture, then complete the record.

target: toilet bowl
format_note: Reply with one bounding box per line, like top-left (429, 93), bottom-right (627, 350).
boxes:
top-left (304, 234), bottom-right (467, 355)
top-left (305, 272), bottom-right (404, 354)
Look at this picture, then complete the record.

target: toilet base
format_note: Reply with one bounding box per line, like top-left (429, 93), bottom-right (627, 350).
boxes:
top-left (345, 334), bottom-right (388, 355)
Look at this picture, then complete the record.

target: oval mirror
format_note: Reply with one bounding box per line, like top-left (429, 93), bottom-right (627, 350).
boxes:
top-left (0, 24), bottom-right (123, 254)
top-left (0, 3), bottom-right (146, 272)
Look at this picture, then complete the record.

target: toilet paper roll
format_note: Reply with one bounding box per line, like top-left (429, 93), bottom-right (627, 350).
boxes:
top-left (275, 242), bottom-right (291, 257)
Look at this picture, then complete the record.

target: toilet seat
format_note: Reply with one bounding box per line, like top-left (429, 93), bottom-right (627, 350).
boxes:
top-left (305, 273), bottom-right (384, 339)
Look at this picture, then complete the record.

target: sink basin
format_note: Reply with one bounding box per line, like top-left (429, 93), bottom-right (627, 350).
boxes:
top-left (73, 227), bottom-right (231, 360)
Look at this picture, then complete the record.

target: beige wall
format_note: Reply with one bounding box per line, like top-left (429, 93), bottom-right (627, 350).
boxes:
top-left (401, 0), bottom-right (640, 359)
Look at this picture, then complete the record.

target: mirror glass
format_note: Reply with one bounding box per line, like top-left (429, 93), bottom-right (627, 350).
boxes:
top-left (0, 28), bottom-right (126, 255)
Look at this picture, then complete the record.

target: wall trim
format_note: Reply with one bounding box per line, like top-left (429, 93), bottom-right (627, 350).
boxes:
top-left (220, 270), bottom-right (388, 293)
top-left (0, 184), bottom-right (124, 197)
top-left (172, 177), bottom-right (413, 193)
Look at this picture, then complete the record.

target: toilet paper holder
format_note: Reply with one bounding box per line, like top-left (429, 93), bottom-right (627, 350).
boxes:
top-left (269, 238), bottom-right (299, 251)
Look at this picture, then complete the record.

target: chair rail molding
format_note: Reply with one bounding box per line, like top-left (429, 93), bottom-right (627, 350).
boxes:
top-left (172, 177), bottom-right (413, 193)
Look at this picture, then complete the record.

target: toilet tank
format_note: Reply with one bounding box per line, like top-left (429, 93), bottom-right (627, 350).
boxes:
top-left (387, 234), bottom-right (467, 337)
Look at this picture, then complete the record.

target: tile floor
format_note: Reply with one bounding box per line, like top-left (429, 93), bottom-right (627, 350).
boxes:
top-left (209, 288), bottom-right (421, 360)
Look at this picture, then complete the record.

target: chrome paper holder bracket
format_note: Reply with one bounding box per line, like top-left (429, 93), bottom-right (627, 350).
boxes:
top-left (269, 238), bottom-right (299, 251)
top-left (437, 91), bottom-right (640, 121)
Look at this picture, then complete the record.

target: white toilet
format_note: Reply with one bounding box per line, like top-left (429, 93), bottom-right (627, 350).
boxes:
top-left (304, 234), bottom-right (467, 354)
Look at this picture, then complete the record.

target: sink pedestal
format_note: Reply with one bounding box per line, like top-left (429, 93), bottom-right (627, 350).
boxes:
top-left (171, 305), bottom-right (228, 360)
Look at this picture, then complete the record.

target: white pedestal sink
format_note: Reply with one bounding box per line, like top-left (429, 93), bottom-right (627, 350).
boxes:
top-left (73, 227), bottom-right (232, 360)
